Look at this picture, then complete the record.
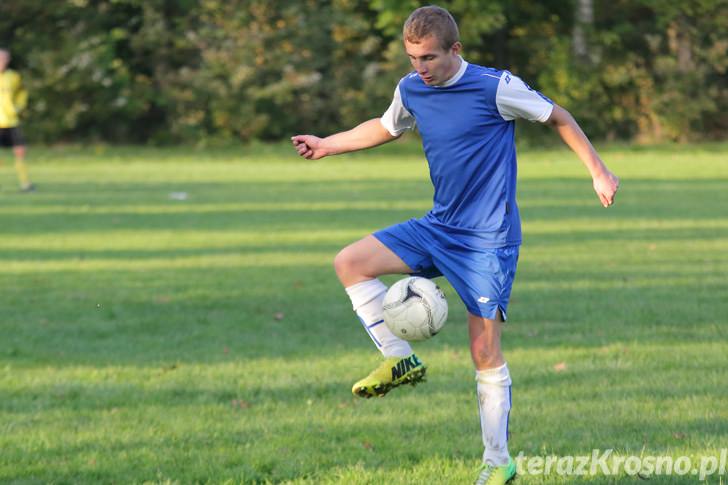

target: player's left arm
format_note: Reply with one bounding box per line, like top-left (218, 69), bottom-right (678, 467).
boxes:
top-left (546, 104), bottom-right (619, 208)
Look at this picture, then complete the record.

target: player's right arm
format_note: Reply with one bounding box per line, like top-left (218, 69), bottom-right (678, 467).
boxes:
top-left (291, 118), bottom-right (396, 160)
top-left (291, 83), bottom-right (415, 160)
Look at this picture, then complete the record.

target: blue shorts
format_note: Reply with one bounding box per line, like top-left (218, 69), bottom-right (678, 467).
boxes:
top-left (374, 217), bottom-right (519, 320)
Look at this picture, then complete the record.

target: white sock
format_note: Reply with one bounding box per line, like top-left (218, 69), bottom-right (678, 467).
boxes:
top-left (476, 363), bottom-right (512, 466)
top-left (345, 279), bottom-right (413, 358)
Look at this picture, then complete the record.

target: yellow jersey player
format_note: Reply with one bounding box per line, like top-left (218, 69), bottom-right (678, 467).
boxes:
top-left (0, 48), bottom-right (34, 192)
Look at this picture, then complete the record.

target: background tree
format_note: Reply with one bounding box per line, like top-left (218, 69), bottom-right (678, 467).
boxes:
top-left (0, 0), bottom-right (725, 144)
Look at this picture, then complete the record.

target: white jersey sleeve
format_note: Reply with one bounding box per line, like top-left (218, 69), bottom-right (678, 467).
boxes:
top-left (380, 84), bottom-right (416, 136)
top-left (496, 72), bottom-right (554, 123)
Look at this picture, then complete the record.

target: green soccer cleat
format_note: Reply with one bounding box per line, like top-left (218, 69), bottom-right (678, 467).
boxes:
top-left (352, 353), bottom-right (426, 398)
top-left (474, 457), bottom-right (517, 485)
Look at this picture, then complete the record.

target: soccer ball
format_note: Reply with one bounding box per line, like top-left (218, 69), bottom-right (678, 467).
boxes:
top-left (382, 277), bottom-right (448, 341)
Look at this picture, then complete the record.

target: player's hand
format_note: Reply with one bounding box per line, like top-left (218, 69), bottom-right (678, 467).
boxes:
top-left (593, 170), bottom-right (620, 207)
top-left (291, 135), bottom-right (327, 160)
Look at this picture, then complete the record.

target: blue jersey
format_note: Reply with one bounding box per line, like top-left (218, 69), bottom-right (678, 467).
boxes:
top-left (380, 59), bottom-right (553, 248)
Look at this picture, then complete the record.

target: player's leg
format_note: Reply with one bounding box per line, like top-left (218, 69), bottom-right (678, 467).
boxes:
top-left (11, 128), bottom-right (33, 191)
top-left (469, 310), bottom-right (505, 369)
top-left (0, 128), bottom-right (9, 166)
top-left (335, 233), bottom-right (430, 397)
top-left (470, 312), bottom-right (517, 484)
top-left (430, 242), bottom-right (518, 484)
top-left (14, 146), bottom-right (34, 191)
top-left (335, 235), bottom-right (415, 359)
top-left (334, 234), bottom-right (414, 288)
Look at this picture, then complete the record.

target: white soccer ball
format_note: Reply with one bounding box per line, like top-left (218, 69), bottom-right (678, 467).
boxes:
top-left (382, 277), bottom-right (448, 341)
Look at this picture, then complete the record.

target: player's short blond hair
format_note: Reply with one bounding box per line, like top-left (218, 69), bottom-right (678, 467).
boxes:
top-left (403, 6), bottom-right (460, 51)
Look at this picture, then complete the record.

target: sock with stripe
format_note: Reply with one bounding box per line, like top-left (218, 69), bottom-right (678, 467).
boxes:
top-left (345, 279), bottom-right (412, 358)
top-left (476, 363), bottom-right (512, 466)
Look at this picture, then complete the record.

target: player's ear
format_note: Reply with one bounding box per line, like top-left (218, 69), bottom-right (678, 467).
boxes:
top-left (450, 41), bottom-right (462, 56)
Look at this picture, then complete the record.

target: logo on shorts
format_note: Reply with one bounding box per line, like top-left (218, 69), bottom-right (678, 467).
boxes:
top-left (477, 296), bottom-right (490, 303)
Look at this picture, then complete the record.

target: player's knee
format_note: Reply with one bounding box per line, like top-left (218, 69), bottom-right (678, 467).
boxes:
top-left (470, 342), bottom-right (502, 369)
top-left (333, 247), bottom-right (360, 281)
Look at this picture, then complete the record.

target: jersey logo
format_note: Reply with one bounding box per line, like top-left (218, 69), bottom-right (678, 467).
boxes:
top-left (504, 74), bottom-right (511, 84)
top-left (478, 296), bottom-right (491, 304)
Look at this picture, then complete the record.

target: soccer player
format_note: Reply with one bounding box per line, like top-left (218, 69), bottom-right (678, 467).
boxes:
top-left (0, 48), bottom-right (34, 192)
top-left (292, 6), bottom-right (619, 484)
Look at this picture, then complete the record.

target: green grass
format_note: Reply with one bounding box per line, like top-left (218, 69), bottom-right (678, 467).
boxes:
top-left (0, 141), bottom-right (726, 484)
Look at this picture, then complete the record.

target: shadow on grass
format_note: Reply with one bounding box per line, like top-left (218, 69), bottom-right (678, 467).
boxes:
top-left (0, 175), bottom-right (718, 365)
top-left (0, 264), bottom-right (725, 366)
top-left (0, 177), bottom-right (726, 235)
top-left (0, 378), bottom-right (352, 414)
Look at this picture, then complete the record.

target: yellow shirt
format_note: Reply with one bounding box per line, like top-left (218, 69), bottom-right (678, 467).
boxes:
top-left (0, 69), bottom-right (28, 128)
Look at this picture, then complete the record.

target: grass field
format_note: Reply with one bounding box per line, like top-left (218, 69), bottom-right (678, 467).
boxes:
top-left (0, 141), bottom-right (726, 484)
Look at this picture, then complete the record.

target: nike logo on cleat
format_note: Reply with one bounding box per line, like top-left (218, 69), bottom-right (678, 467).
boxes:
top-left (391, 355), bottom-right (421, 380)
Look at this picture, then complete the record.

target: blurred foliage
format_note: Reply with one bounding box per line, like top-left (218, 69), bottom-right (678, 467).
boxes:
top-left (0, 0), bottom-right (726, 144)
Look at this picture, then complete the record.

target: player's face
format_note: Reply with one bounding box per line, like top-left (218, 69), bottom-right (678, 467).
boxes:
top-left (404, 35), bottom-right (461, 86)
top-left (0, 52), bottom-right (8, 71)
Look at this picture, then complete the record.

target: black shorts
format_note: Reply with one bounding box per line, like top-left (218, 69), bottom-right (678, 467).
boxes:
top-left (0, 127), bottom-right (26, 148)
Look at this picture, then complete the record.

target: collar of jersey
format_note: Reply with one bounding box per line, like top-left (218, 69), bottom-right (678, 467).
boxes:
top-left (435, 57), bottom-right (468, 88)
